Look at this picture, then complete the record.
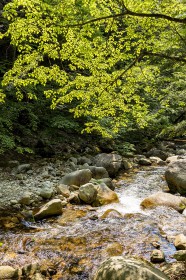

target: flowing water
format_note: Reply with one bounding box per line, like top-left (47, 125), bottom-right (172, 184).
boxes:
top-left (0, 166), bottom-right (186, 279)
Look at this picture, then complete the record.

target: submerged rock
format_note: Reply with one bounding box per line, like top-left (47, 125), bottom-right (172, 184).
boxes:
top-left (100, 209), bottom-right (123, 219)
top-left (105, 242), bottom-right (123, 256)
top-left (58, 208), bottom-right (87, 225)
top-left (22, 263), bottom-right (39, 277)
top-left (0, 266), bottom-right (19, 279)
top-left (161, 262), bottom-right (186, 280)
top-left (93, 256), bottom-right (169, 280)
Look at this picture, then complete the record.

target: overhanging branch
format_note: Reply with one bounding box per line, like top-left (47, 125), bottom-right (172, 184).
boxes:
top-left (123, 3), bottom-right (186, 24)
top-left (62, 3), bottom-right (186, 28)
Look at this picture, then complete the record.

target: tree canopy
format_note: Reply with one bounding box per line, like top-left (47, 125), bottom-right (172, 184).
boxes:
top-left (0, 0), bottom-right (186, 137)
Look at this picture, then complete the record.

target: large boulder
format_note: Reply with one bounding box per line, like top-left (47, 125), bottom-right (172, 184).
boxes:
top-left (92, 183), bottom-right (119, 206)
top-left (94, 153), bottom-right (122, 177)
top-left (88, 166), bottom-right (109, 179)
top-left (140, 192), bottom-right (186, 212)
top-left (146, 148), bottom-right (169, 161)
top-left (59, 169), bottom-right (92, 187)
top-left (165, 158), bottom-right (186, 195)
top-left (93, 256), bottom-right (169, 280)
top-left (34, 199), bottom-right (63, 219)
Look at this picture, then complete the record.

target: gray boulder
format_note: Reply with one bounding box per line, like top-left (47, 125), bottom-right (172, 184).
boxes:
top-left (93, 256), bottom-right (169, 280)
top-left (17, 163), bottom-right (31, 173)
top-left (38, 181), bottom-right (54, 199)
top-left (60, 169), bottom-right (92, 186)
top-left (165, 158), bottom-right (186, 195)
top-left (146, 148), bottom-right (169, 161)
top-left (39, 188), bottom-right (53, 199)
top-left (77, 156), bottom-right (92, 165)
top-left (138, 158), bottom-right (152, 166)
top-left (88, 166), bottom-right (109, 179)
top-left (94, 153), bottom-right (122, 177)
top-left (79, 183), bottom-right (98, 204)
top-left (34, 199), bottom-right (63, 219)
top-left (19, 191), bottom-right (32, 205)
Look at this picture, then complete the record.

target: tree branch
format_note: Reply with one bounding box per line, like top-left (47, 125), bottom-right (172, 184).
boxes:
top-left (143, 51), bottom-right (186, 63)
top-left (123, 3), bottom-right (186, 24)
top-left (62, 3), bottom-right (186, 28)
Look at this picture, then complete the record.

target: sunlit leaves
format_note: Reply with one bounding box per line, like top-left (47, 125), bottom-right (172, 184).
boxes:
top-left (1, 0), bottom-right (186, 136)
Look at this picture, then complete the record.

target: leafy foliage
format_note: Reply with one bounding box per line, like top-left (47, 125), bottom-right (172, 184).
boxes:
top-left (0, 0), bottom-right (186, 153)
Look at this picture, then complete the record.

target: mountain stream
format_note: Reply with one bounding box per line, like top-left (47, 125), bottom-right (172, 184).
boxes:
top-left (0, 166), bottom-right (185, 279)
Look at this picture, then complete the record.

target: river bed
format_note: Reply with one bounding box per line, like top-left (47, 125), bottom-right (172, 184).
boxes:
top-left (0, 166), bottom-right (185, 279)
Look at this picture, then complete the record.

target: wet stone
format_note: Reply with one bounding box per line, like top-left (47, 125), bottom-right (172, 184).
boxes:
top-left (151, 241), bottom-right (160, 249)
top-left (150, 249), bottom-right (165, 263)
top-left (174, 234), bottom-right (186, 250)
top-left (100, 209), bottom-right (123, 219)
top-left (0, 266), bottom-right (19, 279)
top-left (173, 250), bottom-right (186, 261)
top-left (93, 256), bottom-right (169, 280)
top-left (105, 242), bottom-right (123, 256)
